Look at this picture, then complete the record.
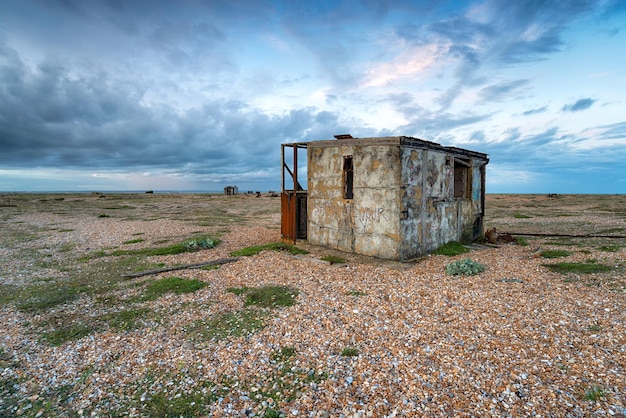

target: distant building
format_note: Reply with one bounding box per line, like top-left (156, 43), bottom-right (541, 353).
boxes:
top-left (281, 136), bottom-right (489, 261)
top-left (224, 185), bottom-right (239, 195)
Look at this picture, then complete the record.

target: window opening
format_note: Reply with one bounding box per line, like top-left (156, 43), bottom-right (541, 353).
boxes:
top-left (453, 157), bottom-right (471, 198)
top-left (343, 155), bottom-right (353, 199)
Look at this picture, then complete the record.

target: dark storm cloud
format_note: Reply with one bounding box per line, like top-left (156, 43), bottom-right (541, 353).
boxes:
top-left (562, 98), bottom-right (595, 112)
top-left (0, 39), bottom-right (340, 177)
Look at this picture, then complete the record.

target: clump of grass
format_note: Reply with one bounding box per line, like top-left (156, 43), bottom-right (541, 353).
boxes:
top-left (104, 307), bottom-right (152, 331)
top-left (186, 309), bottom-right (267, 342)
top-left (583, 385), bottom-right (607, 401)
top-left (102, 236), bottom-right (220, 258)
top-left (513, 214), bottom-right (533, 218)
top-left (142, 392), bottom-right (209, 417)
top-left (346, 290), bottom-right (367, 297)
top-left (321, 255), bottom-right (345, 264)
top-left (515, 237), bottom-right (529, 246)
top-left (201, 264), bottom-right (220, 271)
top-left (97, 214), bottom-right (110, 218)
top-left (41, 323), bottom-right (93, 346)
top-left (182, 237), bottom-right (218, 251)
top-left (545, 239), bottom-right (577, 246)
top-left (230, 242), bottom-right (308, 257)
top-left (544, 262), bottom-right (612, 274)
top-left (123, 238), bottom-right (145, 244)
top-left (15, 284), bottom-right (87, 312)
top-left (141, 277), bottom-right (207, 301)
top-left (446, 258), bottom-right (485, 276)
top-left (340, 347), bottom-right (359, 357)
top-left (431, 241), bottom-right (470, 256)
top-left (588, 324), bottom-right (602, 332)
top-left (539, 249), bottom-right (571, 259)
top-left (226, 286), bottom-right (251, 296)
top-left (243, 285), bottom-right (299, 308)
top-left (270, 346), bottom-right (297, 362)
top-left (598, 245), bottom-right (621, 252)
top-left (135, 373), bottom-right (223, 417)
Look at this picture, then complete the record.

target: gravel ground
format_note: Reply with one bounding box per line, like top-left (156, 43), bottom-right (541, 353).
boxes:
top-left (0, 194), bottom-right (624, 417)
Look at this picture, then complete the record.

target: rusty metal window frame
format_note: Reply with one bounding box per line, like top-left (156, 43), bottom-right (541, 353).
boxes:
top-left (343, 155), bottom-right (353, 200)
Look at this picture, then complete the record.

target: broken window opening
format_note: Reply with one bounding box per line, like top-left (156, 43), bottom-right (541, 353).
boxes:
top-left (343, 155), bottom-right (353, 199)
top-left (453, 157), bottom-right (472, 198)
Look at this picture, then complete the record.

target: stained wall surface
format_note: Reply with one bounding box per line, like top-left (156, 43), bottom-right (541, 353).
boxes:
top-left (307, 143), bottom-right (401, 259)
top-left (305, 137), bottom-right (488, 261)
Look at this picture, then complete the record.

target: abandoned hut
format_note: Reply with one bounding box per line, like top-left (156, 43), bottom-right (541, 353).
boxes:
top-left (223, 185), bottom-right (239, 195)
top-left (281, 135), bottom-right (489, 261)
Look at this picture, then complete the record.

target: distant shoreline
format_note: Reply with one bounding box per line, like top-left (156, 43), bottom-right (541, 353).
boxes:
top-left (0, 190), bottom-right (266, 195)
top-left (0, 191), bottom-right (622, 196)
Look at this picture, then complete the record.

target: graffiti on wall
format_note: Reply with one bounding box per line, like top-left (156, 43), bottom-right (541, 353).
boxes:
top-left (355, 207), bottom-right (387, 229)
top-left (312, 200), bottom-right (387, 231)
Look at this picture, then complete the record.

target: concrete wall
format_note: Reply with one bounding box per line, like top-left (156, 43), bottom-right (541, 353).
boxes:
top-left (307, 143), bottom-right (401, 259)
top-left (306, 137), bottom-right (487, 261)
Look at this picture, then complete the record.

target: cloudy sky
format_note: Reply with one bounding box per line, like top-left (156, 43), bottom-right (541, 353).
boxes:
top-left (1, 0), bottom-right (625, 193)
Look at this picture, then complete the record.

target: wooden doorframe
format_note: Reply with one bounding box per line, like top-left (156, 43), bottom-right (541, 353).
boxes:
top-left (281, 143), bottom-right (308, 242)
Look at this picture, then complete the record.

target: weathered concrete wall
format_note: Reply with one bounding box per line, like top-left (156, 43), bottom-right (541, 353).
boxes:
top-left (305, 136), bottom-right (487, 261)
top-left (398, 148), bottom-right (423, 260)
top-left (308, 144), bottom-right (401, 259)
top-left (399, 148), bottom-right (485, 259)
top-left (416, 151), bottom-right (458, 256)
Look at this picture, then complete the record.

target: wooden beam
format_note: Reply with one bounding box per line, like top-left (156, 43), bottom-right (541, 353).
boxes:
top-left (122, 257), bottom-right (239, 279)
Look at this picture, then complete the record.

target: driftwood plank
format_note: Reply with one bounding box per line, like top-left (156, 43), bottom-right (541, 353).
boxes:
top-left (122, 257), bottom-right (239, 279)
top-left (501, 232), bottom-right (626, 239)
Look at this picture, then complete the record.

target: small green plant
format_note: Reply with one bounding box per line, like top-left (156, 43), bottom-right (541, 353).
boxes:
top-left (588, 324), bottom-right (602, 332)
top-left (100, 236), bottom-right (220, 258)
top-left (346, 290), bottom-right (367, 297)
top-left (340, 347), bottom-right (359, 357)
top-left (104, 307), bottom-right (152, 331)
top-left (540, 250), bottom-right (571, 258)
top-left (432, 241), bottom-right (470, 256)
top-left (583, 385), bottom-right (607, 401)
top-left (226, 286), bottom-right (251, 296)
top-left (598, 245), bottom-right (620, 252)
top-left (15, 284), bottom-right (87, 312)
top-left (264, 409), bottom-right (283, 418)
top-left (142, 277), bottom-right (207, 301)
top-left (446, 258), bottom-right (485, 276)
top-left (42, 323), bottom-right (93, 346)
top-left (97, 214), bottom-right (110, 218)
top-left (123, 238), bottom-right (145, 244)
top-left (201, 264), bottom-right (220, 271)
top-left (230, 242), bottom-right (309, 257)
top-left (515, 237), bottom-right (529, 246)
top-left (244, 285), bottom-right (299, 308)
top-left (182, 237), bottom-right (218, 251)
top-left (141, 389), bottom-right (213, 417)
top-left (270, 346), bottom-right (297, 362)
top-left (320, 255), bottom-right (345, 264)
top-left (186, 309), bottom-right (267, 342)
top-left (0, 347), bottom-right (11, 367)
top-left (513, 213), bottom-right (532, 218)
top-left (544, 262), bottom-right (612, 274)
